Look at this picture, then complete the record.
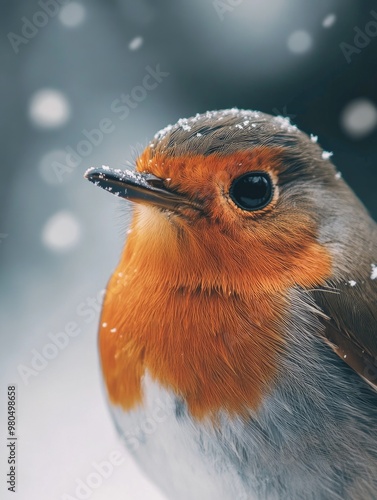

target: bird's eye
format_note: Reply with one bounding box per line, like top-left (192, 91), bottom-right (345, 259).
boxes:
top-left (229, 172), bottom-right (273, 211)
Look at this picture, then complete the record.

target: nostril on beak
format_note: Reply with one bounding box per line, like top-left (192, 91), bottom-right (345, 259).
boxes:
top-left (144, 174), bottom-right (168, 190)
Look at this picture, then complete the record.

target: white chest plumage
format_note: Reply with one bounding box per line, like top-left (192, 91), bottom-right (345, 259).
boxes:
top-left (108, 298), bottom-right (377, 500)
top-left (110, 374), bottom-right (254, 500)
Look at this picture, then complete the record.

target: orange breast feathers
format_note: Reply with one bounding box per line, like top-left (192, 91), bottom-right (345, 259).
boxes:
top-left (99, 152), bottom-right (332, 419)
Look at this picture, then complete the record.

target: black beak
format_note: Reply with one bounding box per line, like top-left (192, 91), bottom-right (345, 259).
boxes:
top-left (84, 166), bottom-right (201, 212)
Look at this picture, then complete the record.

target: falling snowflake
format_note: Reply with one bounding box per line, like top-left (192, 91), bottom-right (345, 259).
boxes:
top-left (371, 264), bottom-right (377, 280)
top-left (322, 151), bottom-right (333, 160)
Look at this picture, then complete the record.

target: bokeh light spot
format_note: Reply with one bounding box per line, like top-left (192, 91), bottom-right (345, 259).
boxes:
top-left (42, 211), bottom-right (81, 251)
top-left (287, 30), bottom-right (312, 54)
top-left (59, 2), bottom-right (86, 28)
top-left (129, 36), bottom-right (144, 51)
top-left (322, 14), bottom-right (336, 28)
top-left (29, 89), bottom-right (70, 128)
top-left (341, 98), bottom-right (377, 139)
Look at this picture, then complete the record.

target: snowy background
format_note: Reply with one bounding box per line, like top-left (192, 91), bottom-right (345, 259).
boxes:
top-left (1, 1), bottom-right (377, 499)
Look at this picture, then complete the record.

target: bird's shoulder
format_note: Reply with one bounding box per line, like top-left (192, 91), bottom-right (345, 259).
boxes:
top-left (313, 228), bottom-right (377, 390)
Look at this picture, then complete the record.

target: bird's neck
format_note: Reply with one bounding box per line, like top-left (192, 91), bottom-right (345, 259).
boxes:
top-left (100, 258), bottom-right (285, 418)
top-left (99, 208), bottom-right (331, 419)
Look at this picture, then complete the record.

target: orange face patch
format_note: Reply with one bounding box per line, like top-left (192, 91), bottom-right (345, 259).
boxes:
top-left (99, 149), bottom-right (332, 419)
top-left (137, 147), bottom-right (282, 222)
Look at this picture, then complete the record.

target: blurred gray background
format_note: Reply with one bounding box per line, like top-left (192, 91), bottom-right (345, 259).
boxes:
top-left (1, 1), bottom-right (377, 499)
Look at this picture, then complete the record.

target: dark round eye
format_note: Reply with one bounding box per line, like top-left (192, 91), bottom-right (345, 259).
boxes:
top-left (229, 172), bottom-right (273, 211)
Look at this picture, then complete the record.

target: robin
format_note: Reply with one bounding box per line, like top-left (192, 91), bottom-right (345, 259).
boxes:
top-left (85, 109), bottom-right (377, 500)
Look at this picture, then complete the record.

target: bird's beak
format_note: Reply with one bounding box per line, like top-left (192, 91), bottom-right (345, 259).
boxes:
top-left (84, 166), bottom-right (201, 212)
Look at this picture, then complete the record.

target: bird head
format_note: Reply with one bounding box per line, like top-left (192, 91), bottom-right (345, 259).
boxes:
top-left (85, 109), bottom-right (362, 296)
